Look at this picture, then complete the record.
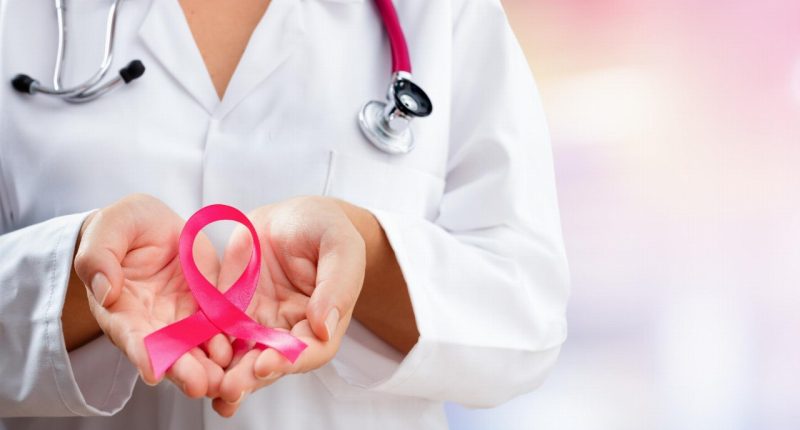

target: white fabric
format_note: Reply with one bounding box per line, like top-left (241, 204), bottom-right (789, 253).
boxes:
top-left (0, 0), bottom-right (570, 428)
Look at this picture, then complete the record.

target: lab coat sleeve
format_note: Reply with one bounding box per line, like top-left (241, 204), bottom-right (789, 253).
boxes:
top-left (325, 0), bottom-right (570, 407)
top-left (0, 213), bottom-right (139, 417)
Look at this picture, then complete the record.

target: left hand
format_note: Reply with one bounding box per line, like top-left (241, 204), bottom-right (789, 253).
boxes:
top-left (73, 194), bottom-right (228, 398)
top-left (210, 196), bottom-right (366, 417)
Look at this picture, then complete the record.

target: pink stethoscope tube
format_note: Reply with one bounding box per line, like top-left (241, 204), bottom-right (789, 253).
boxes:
top-left (374, 0), bottom-right (412, 74)
top-left (358, 0), bottom-right (432, 155)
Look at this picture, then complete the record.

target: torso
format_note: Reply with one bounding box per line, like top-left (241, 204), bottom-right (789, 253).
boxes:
top-left (0, 0), bottom-right (450, 232)
top-left (178, 0), bottom-right (271, 99)
top-left (0, 0), bottom-right (456, 428)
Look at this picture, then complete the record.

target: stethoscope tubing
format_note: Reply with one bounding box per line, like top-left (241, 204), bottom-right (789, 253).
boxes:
top-left (17, 0), bottom-right (414, 97)
top-left (53, 0), bottom-right (67, 90)
top-left (373, 0), bottom-right (411, 74)
top-left (28, 0), bottom-right (123, 101)
top-left (12, 0), bottom-right (432, 154)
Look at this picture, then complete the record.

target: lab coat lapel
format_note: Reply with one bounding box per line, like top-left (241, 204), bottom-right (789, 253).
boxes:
top-left (137, 0), bottom-right (219, 114)
top-left (214, 0), bottom-right (305, 119)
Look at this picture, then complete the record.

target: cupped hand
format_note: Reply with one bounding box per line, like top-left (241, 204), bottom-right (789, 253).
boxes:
top-left (73, 194), bottom-right (232, 398)
top-left (210, 196), bottom-right (366, 417)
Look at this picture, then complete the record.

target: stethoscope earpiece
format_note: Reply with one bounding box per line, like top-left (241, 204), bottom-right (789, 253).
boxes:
top-left (11, 74), bottom-right (37, 95)
top-left (120, 60), bottom-right (146, 84)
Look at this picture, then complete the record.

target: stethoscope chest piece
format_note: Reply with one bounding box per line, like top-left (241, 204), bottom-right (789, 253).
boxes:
top-left (359, 74), bottom-right (432, 155)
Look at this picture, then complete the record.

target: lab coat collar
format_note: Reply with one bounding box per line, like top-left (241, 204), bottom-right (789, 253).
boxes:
top-left (138, 0), bottom-right (306, 118)
top-left (138, 0), bottom-right (219, 114)
top-left (215, 0), bottom-right (306, 119)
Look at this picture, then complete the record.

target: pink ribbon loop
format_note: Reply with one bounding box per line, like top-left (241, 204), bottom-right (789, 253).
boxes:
top-left (144, 204), bottom-right (307, 379)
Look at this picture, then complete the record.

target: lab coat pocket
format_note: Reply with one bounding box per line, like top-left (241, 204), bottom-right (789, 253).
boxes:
top-left (323, 150), bottom-right (445, 221)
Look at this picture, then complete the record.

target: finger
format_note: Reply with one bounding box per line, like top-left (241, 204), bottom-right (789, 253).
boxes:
top-left (258, 319), bottom-right (342, 376)
top-left (230, 339), bottom-right (253, 366)
top-left (166, 349), bottom-right (209, 399)
top-left (84, 290), bottom-right (160, 385)
top-left (73, 208), bottom-right (133, 308)
top-left (218, 349), bottom-right (258, 404)
top-left (106, 315), bottom-right (160, 386)
top-left (206, 333), bottom-right (233, 369)
top-left (191, 348), bottom-right (225, 399)
top-left (291, 319), bottom-right (338, 373)
top-left (254, 347), bottom-right (292, 379)
top-left (305, 227), bottom-right (365, 341)
top-left (218, 349), bottom-right (283, 404)
top-left (92, 296), bottom-right (221, 397)
top-left (212, 397), bottom-right (241, 418)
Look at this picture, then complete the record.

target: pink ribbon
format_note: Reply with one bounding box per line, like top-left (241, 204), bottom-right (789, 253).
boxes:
top-left (144, 204), bottom-right (307, 379)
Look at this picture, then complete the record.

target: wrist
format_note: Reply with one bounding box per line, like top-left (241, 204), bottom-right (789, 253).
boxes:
top-left (331, 199), bottom-right (419, 353)
top-left (79, 210), bottom-right (98, 237)
top-left (331, 199), bottom-right (387, 299)
top-left (63, 210), bottom-right (103, 351)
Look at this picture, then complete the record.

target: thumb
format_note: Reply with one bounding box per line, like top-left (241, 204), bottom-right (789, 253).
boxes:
top-left (306, 229), bottom-right (366, 342)
top-left (73, 208), bottom-right (133, 308)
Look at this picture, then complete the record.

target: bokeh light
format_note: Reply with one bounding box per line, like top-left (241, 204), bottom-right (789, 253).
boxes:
top-left (446, 1), bottom-right (800, 429)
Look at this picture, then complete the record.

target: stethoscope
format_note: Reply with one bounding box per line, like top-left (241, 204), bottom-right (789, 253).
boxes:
top-left (9, 0), bottom-right (432, 155)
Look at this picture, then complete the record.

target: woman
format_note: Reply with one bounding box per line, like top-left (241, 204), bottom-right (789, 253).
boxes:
top-left (0, 0), bottom-right (569, 428)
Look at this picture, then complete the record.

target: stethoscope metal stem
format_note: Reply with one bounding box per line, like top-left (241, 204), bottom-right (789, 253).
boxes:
top-left (53, 0), bottom-right (67, 90)
top-left (41, 0), bottom-right (119, 98)
top-left (65, 0), bottom-right (125, 102)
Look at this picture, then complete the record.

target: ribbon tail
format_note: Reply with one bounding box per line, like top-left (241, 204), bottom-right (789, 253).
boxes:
top-left (144, 312), bottom-right (220, 379)
top-left (225, 319), bottom-right (308, 363)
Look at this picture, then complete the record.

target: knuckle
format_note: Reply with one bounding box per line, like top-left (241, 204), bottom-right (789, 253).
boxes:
top-left (86, 206), bottom-right (117, 234)
top-left (120, 193), bottom-right (162, 219)
top-left (124, 192), bottom-right (155, 204)
top-left (73, 249), bottom-right (93, 275)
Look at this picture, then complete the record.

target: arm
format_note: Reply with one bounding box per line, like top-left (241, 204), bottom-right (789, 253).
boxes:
top-left (0, 212), bottom-right (136, 417)
top-left (0, 195), bottom-right (227, 417)
top-left (61, 215), bottom-right (103, 352)
top-left (62, 269), bottom-right (103, 352)
top-left (339, 201), bottom-right (420, 355)
top-left (319, 0), bottom-right (569, 407)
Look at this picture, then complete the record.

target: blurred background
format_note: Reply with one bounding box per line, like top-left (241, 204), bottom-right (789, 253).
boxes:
top-left (446, 0), bottom-right (800, 429)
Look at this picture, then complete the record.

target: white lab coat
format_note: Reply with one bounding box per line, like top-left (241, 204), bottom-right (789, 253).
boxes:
top-left (0, 0), bottom-right (569, 428)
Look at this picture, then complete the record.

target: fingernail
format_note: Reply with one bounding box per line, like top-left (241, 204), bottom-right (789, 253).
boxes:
top-left (325, 308), bottom-right (340, 340)
top-left (225, 390), bottom-right (247, 405)
top-left (257, 371), bottom-right (279, 381)
top-left (91, 273), bottom-right (111, 306)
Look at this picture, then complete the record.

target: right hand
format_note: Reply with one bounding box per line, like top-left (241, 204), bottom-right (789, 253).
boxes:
top-left (73, 194), bottom-right (231, 398)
